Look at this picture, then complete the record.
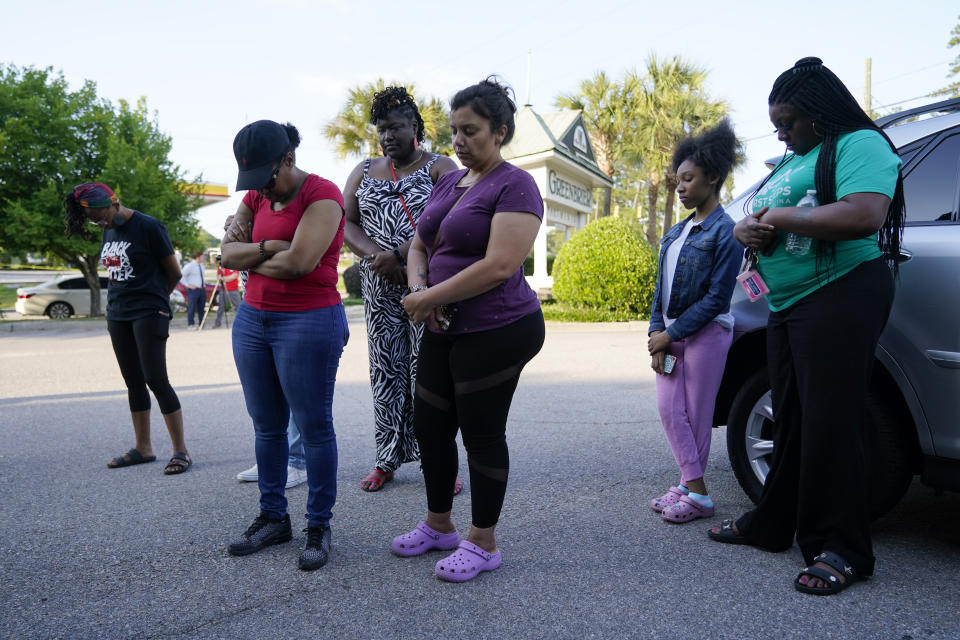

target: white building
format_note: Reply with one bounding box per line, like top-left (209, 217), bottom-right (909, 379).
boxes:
top-left (501, 107), bottom-right (613, 292)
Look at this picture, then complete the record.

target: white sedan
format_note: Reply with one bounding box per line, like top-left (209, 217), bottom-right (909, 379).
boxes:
top-left (15, 274), bottom-right (109, 318)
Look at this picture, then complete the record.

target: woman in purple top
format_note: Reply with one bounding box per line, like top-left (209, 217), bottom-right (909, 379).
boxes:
top-left (391, 78), bottom-right (545, 582)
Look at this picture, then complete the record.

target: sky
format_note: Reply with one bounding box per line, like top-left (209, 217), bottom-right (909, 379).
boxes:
top-left (3, 0), bottom-right (957, 237)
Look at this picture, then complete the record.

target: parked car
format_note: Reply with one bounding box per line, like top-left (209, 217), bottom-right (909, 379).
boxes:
top-left (15, 274), bottom-right (109, 318)
top-left (715, 97), bottom-right (960, 518)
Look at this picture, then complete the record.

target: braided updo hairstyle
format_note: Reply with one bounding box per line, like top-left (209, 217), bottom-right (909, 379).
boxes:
top-left (768, 57), bottom-right (905, 272)
top-left (672, 118), bottom-right (741, 194)
top-left (369, 86), bottom-right (425, 144)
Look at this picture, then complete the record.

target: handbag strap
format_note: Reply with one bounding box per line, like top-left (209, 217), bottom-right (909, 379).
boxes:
top-left (389, 159), bottom-right (418, 230)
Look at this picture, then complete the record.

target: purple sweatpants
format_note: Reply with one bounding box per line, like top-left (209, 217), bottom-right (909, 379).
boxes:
top-left (655, 321), bottom-right (733, 484)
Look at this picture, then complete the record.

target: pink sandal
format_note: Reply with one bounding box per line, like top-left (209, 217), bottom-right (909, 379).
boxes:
top-left (661, 495), bottom-right (714, 523)
top-left (435, 541), bottom-right (502, 582)
top-left (650, 486), bottom-right (688, 513)
top-left (391, 521), bottom-right (460, 557)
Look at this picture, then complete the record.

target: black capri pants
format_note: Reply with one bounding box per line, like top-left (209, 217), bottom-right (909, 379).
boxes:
top-left (414, 309), bottom-right (545, 528)
top-left (107, 312), bottom-right (181, 415)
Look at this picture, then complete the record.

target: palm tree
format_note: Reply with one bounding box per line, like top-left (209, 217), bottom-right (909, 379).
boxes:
top-left (633, 55), bottom-right (730, 244)
top-left (323, 80), bottom-right (452, 160)
top-left (555, 71), bottom-right (645, 216)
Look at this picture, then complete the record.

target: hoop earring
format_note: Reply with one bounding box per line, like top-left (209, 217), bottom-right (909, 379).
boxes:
top-left (812, 121), bottom-right (822, 137)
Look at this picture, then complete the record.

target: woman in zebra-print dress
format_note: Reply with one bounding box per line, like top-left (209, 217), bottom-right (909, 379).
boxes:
top-left (343, 87), bottom-right (458, 492)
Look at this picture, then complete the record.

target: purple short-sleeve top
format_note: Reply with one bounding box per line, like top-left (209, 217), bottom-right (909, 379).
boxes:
top-left (416, 162), bottom-right (544, 334)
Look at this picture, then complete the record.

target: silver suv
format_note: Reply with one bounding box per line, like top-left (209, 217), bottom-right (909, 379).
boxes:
top-left (715, 97), bottom-right (960, 518)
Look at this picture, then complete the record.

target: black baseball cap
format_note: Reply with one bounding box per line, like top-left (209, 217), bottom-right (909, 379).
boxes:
top-left (233, 120), bottom-right (290, 191)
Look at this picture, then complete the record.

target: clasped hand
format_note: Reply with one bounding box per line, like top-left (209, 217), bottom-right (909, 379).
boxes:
top-left (734, 206), bottom-right (776, 251)
top-left (367, 250), bottom-right (406, 286)
top-left (402, 290), bottom-right (444, 331)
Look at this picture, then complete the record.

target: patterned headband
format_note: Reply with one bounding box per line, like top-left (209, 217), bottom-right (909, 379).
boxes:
top-left (73, 182), bottom-right (117, 208)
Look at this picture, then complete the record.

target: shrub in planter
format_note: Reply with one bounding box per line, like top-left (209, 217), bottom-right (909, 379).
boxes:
top-left (552, 216), bottom-right (658, 318)
top-left (342, 263), bottom-right (362, 299)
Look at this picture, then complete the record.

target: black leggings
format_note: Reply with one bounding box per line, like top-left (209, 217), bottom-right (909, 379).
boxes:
top-left (107, 313), bottom-right (181, 414)
top-left (737, 258), bottom-right (894, 576)
top-left (414, 310), bottom-right (545, 528)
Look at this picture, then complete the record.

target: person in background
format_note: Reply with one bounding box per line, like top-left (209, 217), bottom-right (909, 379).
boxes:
top-left (63, 182), bottom-right (192, 475)
top-left (180, 250), bottom-right (206, 326)
top-left (708, 57), bottom-right (905, 596)
top-left (214, 257), bottom-right (241, 328)
top-left (391, 78), bottom-right (545, 583)
top-left (221, 120), bottom-right (348, 571)
top-left (647, 119), bottom-right (742, 524)
top-left (342, 86), bottom-right (460, 493)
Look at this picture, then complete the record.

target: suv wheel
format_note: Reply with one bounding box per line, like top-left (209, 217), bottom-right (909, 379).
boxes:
top-left (726, 368), bottom-right (916, 520)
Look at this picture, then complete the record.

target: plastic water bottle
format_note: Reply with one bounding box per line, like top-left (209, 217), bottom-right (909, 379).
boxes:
top-left (786, 189), bottom-right (817, 255)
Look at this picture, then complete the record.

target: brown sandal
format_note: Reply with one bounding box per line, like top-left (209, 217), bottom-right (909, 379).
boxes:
top-left (360, 468), bottom-right (393, 492)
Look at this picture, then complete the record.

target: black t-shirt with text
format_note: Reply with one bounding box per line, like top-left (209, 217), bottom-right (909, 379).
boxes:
top-left (100, 211), bottom-right (175, 321)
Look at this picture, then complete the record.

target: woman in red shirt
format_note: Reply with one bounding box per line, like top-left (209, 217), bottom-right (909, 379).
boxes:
top-left (221, 120), bottom-right (348, 572)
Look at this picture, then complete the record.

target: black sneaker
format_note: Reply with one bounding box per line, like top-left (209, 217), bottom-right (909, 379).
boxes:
top-left (228, 512), bottom-right (292, 556)
top-left (298, 525), bottom-right (331, 571)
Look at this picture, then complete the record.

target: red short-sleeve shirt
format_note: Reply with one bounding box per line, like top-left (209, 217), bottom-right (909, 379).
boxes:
top-left (241, 174), bottom-right (345, 311)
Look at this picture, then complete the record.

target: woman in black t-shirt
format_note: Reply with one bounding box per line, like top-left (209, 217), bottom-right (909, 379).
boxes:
top-left (64, 182), bottom-right (192, 475)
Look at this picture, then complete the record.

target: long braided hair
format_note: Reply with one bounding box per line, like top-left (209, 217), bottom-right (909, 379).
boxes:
top-left (768, 57), bottom-right (905, 274)
top-left (370, 86), bottom-right (425, 144)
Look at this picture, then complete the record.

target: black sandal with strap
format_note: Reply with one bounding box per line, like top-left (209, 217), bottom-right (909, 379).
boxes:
top-left (107, 448), bottom-right (156, 469)
top-left (794, 550), bottom-right (861, 595)
top-left (163, 452), bottom-right (192, 475)
top-left (707, 518), bottom-right (751, 545)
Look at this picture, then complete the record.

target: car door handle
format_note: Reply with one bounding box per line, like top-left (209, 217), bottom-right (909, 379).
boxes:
top-left (926, 350), bottom-right (960, 369)
top-left (896, 248), bottom-right (913, 263)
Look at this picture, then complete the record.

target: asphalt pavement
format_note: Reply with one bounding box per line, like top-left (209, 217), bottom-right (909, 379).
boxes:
top-left (0, 313), bottom-right (958, 640)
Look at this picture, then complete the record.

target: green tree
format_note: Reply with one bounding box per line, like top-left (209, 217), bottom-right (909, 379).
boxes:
top-left (0, 64), bottom-right (202, 316)
top-left (555, 71), bottom-right (645, 216)
top-left (634, 55), bottom-right (729, 245)
top-left (323, 79), bottom-right (452, 159)
top-left (556, 62), bottom-right (733, 237)
top-left (932, 15), bottom-right (960, 98)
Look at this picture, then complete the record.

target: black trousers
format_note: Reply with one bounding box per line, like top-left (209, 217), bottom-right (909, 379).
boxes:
top-left (107, 312), bottom-right (181, 415)
top-left (414, 310), bottom-right (544, 528)
top-left (737, 258), bottom-right (893, 576)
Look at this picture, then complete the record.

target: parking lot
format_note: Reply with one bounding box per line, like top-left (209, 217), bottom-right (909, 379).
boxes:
top-left (0, 316), bottom-right (958, 639)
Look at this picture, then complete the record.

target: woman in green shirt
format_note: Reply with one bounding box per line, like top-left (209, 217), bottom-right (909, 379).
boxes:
top-left (708, 57), bottom-right (905, 596)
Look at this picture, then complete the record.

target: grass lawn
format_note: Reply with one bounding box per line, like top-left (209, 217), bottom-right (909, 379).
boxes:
top-left (0, 283), bottom-right (37, 309)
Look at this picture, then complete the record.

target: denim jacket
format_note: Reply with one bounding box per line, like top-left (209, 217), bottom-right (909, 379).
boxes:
top-left (648, 205), bottom-right (742, 341)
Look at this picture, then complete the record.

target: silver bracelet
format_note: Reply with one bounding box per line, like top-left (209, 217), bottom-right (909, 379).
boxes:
top-left (407, 284), bottom-right (428, 294)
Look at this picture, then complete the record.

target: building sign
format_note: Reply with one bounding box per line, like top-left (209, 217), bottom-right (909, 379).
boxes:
top-left (547, 169), bottom-right (592, 209)
top-left (545, 204), bottom-right (581, 228)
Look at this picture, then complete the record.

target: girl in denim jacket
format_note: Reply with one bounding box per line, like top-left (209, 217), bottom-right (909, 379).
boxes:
top-left (647, 120), bottom-right (742, 524)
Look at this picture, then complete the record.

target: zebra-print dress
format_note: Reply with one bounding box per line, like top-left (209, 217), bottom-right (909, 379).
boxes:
top-left (356, 156), bottom-right (437, 472)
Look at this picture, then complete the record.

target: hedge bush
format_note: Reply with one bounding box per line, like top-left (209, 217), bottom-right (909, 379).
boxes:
top-left (551, 216), bottom-right (659, 319)
top-left (342, 263), bottom-right (362, 299)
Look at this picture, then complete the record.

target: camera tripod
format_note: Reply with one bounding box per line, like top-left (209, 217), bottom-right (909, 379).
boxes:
top-left (198, 269), bottom-right (234, 330)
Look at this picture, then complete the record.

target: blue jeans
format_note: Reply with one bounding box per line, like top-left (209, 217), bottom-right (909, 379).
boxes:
top-left (287, 415), bottom-right (305, 470)
top-left (232, 302), bottom-right (348, 527)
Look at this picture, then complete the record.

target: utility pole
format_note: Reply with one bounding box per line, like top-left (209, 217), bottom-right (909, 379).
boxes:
top-left (525, 49), bottom-right (532, 107)
top-left (864, 57), bottom-right (872, 114)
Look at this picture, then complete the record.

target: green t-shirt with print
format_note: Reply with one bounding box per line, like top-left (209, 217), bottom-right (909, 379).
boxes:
top-left (752, 129), bottom-right (901, 311)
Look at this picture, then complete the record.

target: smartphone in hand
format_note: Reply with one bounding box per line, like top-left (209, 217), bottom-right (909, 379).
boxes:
top-left (663, 354), bottom-right (677, 374)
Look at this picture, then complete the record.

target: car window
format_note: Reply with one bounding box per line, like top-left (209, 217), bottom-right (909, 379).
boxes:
top-left (57, 278), bottom-right (89, 290)
top-left (902, 133), bottom-right (960, 224)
